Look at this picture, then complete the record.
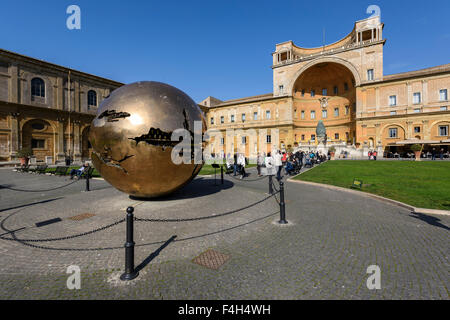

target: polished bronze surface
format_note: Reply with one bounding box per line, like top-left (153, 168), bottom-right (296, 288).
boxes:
top-left (89, 81), bottom-right (205, 198)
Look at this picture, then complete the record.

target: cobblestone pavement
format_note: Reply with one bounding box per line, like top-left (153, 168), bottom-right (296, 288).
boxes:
top-left (0, 167), bottom-right (448, 299)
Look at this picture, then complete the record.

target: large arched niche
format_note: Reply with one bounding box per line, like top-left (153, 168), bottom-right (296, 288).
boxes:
top-left (287, 57), bottom-right (361, 95)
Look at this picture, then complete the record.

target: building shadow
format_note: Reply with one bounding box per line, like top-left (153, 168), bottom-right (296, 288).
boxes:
top-left (129, 177), bottom-right (234, 202)
top-left (409, 212), bottom-right (450, 231)
top-left (0, 197), bottom-right (65, 213)
top-left (135, 235), bottom-right (177, 273)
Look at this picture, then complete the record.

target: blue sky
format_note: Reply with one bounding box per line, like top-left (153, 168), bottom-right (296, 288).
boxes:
top-left (1, 0), bottom-right (449, 102)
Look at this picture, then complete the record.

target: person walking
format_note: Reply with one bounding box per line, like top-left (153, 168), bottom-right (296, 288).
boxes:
top-left (257, 153), bottom-right (263, 176)
top-left (432, 148), bottom-right (436, 160)
top-left (233, 153), bottom-right (238, 175)
top-left (373, 150), bottom-right (377, 161)
top-left (265, 152), bottom-right (274, 176)
top-left (440, 148), bottom-right (444, 160)
top-left (237, 153), bottom-right (246, 179)
top-left (274, 150), bottom-right (283, 181)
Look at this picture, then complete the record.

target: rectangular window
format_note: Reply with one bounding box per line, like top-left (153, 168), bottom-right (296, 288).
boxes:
top-left (266, 110), bottom-right (271, 119)
top-left (414, 127), bottom-right (421, 133)
top-left (414, 108), bottom-right (421, 113)
top-left (334, 107), bottom-right (339, 117)
top-left (413, 92), bottom-right (421, 104)
top-left (345, 132), bottom-right (349, 140)
top-left (279, 85), bottom-right (284, 94)
top-left (253, 112), bottom-right (258, 120)
top-left (440, 89), bottom-right (448, 101)
top-left (266, 135), bottom-right (271, 143)
top-left (311, 134), bottom-right (316, 141)
top-left (210, 117), bottom-right (214, 125)
top-left (345, 106), bottom-right (350, 115)
top-left (220, 116), bottom-right (224, 124)
top-left (334, 86), bottom-right (338, 95)
top-left (301, 134), bottom-right (305, 141)
top-left (231, 115), bottom-right (235, 123)
top-left (389, 128), bottom-right (398, 138)
top-left (440, 106), bottom-right (448, 111)
top-left (242, 136), bottom-right (247, 144)
top-left (390, 111), bottom-right (397, 115)
top-left (220, 138), bottom-right (224, 145)
top-left (322, 88), bottom-right (327, 96)
top-left (301, 89), bottom-right (305, 97)
top-left (367, 69), bottom-right (374, 81)
top-left (439, 126), bottom-right (449, 136)
top-left (241, 113), bottom-right (246, 122)
top-left (301, 111), bottom-right (305, 119)
top-left (311, 90), bottom-right (315, 97)
top-left (389, 95), bottom-right (397, 106)
top-left (310, 111), bottom-right (316, 119)
top-left (322, 110), bottom-right (327, 119)
top-left (335, 133), bottom-right (339, 140)
top-left (31, 139), bottom-right (45, 149)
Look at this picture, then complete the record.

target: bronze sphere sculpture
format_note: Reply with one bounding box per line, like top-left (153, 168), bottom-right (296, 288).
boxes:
top-left (89, 81), bottom-right (206, 198)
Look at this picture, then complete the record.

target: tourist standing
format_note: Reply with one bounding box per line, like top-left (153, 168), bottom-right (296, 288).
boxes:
top-left (233, 153), bottom-right (238, 175)
top-left (373, 150), bottom-right (377, 161)
top-left (257, 153), bottom-right (263, 176)
top-left (274, 150), bottom-right (283, 180)
top-left (237, 153), bottom-right (246, 179)
top-left (265, 152), bottom-right (274, 176)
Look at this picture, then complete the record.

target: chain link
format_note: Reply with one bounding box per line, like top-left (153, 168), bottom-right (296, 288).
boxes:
top-left (0, 218), bottom-right (125, 242)
top-left (1, 179), bottom-right (80, 193)
top-left (135, 192), bottom-right (278, 222)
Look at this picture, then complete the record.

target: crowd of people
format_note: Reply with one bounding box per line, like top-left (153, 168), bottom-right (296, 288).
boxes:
top-left (225, 149), bottom-right (328, 180)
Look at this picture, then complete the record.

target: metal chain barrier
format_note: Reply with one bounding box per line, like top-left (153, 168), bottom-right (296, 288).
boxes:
top-left (0, 218), bottom-right (125, 242)
top-left (225, 172), bottom-right (269, 182)
top-left (135, 192), bottom-right (278, 222)
top-left (0, 179), bottom-right (80, 193)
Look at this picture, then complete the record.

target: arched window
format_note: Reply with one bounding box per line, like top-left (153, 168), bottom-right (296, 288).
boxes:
top-left (88, 90), bottom-right (97, 107)
top-left (31, 78), bottom-right (45, 97)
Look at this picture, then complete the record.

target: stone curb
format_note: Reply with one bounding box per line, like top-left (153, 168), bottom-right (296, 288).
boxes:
top-left (288, 178), bottom-right (450, 216)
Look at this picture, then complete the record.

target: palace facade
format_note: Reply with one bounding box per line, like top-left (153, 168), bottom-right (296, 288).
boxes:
top-left (201, 16), bottom-right (450, 158)
top-left (0, 49), bottom-right (122, 163)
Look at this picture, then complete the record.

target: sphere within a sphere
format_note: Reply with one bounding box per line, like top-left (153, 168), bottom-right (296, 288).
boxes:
top-left (89, 81), bottom-right (205, 198)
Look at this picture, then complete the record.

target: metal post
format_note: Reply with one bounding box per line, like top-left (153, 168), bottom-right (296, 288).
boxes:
top-left (120, 207), bottom-right (139, 281)
top-left (279, 181), bottom-right (288, 224)
top-left (221, 166), bottom-right (224, 185)
top-left (268, 175), bottom-right (273, 195)
top-left (85, 171), bottom-right (90, 192)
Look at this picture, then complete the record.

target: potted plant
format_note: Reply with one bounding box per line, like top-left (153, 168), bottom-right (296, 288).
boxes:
top-left (17, 147), bottom-right (32, 165)
top-left (410, 144), bottom-right (422, 161)
top-left (328, 146), bottom-right (336, 159)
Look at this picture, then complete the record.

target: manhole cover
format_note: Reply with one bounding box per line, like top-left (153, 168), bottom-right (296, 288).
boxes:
top-left (68, 213), bottom-right (95, 221)
top-left (192, 249), bottom-right (230, 270)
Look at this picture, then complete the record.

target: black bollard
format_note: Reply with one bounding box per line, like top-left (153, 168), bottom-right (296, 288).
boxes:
top-left (268, 175), bottom-right (273, 195)
top-left (120, 207), bottom-right (139, 281)
top-left (278, 181), bottom-right (288, 224)
top-left (85, 171), bottom-right (90, 192)
top-left (221, 166), bottom-right (224, 185)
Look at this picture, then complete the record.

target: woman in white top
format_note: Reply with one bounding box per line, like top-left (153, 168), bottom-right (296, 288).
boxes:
top-left (264, 152), bottom-right (274, 176)
top-left (237, 154), bottom-right (246, 179)
top-left (273, 150), bottom-right (283, 180)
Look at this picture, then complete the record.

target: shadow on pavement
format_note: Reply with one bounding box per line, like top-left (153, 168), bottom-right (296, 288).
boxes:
top-left (130, 177), bottom-right (234, 202)
top-left (409, 212), bottom-right (450, 231)
top-left (0, 197), bottom-right (65, 213)
top-left (135, 235), bottom-right (177, 272)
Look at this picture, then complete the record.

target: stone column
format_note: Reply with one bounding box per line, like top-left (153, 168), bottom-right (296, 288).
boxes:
top-left (56, 117), bottom-right (65, 163)
top-left (9, 65), bottom-right (18, 103)
top-left (9, 112), bottom-right (20, 159)
top-left (73, 120), bottom-right (81, 162)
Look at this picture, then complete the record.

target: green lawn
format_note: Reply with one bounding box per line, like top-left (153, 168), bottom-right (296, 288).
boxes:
top-left (45, 166), bottom-right (101, 177)
top-left (294, 160), bottom-right (450, 210)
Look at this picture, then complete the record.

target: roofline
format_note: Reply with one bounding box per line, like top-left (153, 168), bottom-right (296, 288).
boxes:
top-left (0, 48), bottom-right (124, 87)
top-left (208, 94), bottom-right (288, 109)
top-left (361, 64), bottom-right (450, 86)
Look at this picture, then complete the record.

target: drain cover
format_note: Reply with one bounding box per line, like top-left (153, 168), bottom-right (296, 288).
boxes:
top-left (68, 213), bottom-right (95, 221)
top-left (193, 249), bottom-right (230, 270)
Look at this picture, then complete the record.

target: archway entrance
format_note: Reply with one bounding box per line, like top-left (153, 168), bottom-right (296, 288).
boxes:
top-left (292, 62), bottom-right (357, 145)
top-left (81, 126), bottom-right (92, 160)
top-left (22, 119), bottom-right (55, 162)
